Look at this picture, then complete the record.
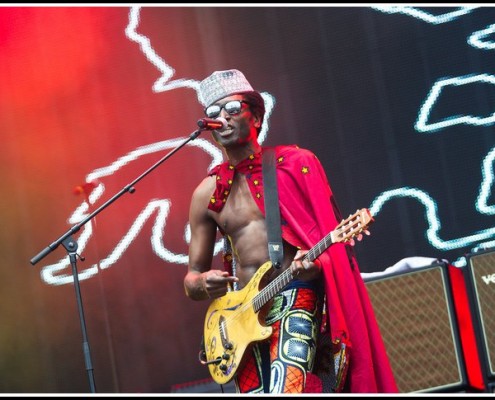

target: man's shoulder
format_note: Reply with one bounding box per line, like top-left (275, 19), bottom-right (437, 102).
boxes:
top-left (193, 174), bottom-right (216, 198)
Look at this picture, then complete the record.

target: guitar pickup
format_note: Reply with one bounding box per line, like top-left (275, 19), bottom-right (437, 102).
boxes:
top-left (219, 315), bottom-right (233, 350)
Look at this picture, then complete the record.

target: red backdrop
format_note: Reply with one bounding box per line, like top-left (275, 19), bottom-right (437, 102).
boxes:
top-left (2, 5), bottom-right (495, 393)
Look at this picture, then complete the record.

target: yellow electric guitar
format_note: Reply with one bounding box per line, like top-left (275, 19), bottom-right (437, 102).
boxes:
top-left (202, 208), bottom-right (374, 385)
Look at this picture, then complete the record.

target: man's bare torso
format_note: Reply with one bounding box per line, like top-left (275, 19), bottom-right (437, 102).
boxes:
top-left (208, 173), bottom-right (297, 288)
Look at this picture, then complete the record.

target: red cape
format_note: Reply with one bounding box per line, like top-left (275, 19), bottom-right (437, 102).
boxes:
top-left (273, 145), bottom-right (397, 392)
top-left (208, 145), bottom-right (398, 393)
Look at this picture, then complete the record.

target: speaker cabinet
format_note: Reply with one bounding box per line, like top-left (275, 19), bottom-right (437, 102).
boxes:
top-left (364, 262), bottom-right (468, 393)
top-left (466, 249), bottom-right (495, 388)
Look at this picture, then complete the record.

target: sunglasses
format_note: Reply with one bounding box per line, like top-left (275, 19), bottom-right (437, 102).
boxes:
top-left (205, 100), bottom-right (250, 118)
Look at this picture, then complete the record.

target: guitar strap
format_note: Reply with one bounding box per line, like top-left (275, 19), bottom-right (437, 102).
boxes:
top-left (262, 148), bottom-right (284, 269)
top-left (261, 147), bottom-right (283, 392)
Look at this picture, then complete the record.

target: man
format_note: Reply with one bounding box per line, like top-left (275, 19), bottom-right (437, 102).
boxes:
top-left (184, 69), bottom-right (397, 394)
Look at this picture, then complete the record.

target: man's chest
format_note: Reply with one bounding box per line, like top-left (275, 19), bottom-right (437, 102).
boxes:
top-left (212, 174), bottom-right (265, 235)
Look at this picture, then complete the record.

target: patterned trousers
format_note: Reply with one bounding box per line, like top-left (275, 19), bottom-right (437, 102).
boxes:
top-left (234, 286), bottom-right (322, 393)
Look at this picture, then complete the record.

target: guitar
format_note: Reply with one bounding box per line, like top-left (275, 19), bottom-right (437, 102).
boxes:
top-left (202, 208), bottom-right (374, 385)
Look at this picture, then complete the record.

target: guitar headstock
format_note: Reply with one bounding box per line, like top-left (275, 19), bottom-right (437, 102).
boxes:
top-left (331, 208), bottom-right (374, 245)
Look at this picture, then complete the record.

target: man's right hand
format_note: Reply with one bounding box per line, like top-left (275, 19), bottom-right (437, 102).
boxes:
top-left (202, 270), bottom-right (239, 299)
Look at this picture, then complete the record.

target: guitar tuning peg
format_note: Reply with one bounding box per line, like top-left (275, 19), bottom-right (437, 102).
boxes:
top-left (357, 233), bottom-right (363, 241)
top-left (364, 229), bottom-right (371, 235)
top-left (349, 238), bottom-right (355, 246)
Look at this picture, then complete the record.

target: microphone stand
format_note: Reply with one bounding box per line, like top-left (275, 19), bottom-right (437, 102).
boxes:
top-left (30, 127), bottom-right (204, 393)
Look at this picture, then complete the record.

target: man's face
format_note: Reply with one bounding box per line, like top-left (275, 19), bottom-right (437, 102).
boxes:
top-left (205, 94), bottom-right (259, 148)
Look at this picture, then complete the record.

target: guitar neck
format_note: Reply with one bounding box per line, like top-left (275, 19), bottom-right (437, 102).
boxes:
top-left (252, 231), bottom-right (334, 312)
top-left (252, 268), bottom-right (292, 312)
top-left (303, 232), bottom-right (334, 263)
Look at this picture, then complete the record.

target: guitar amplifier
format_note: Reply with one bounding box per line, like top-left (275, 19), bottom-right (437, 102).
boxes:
top-left (364, 262), bottom-right (469, 393)
top-left (465, 249), bottom-right (495, 390)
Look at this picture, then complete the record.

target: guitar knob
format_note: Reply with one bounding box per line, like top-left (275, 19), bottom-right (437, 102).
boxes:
top-left (224, 342), bottom-right (233, 350)
top-left (222, 353), bottom-right (230, 360)
top-left (219, 364), bottom-right (228, 372)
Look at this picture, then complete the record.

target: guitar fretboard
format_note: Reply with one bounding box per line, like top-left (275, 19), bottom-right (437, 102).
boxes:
top-left (250, 208), bottom-right (371, 313)
top-left (252, 268), bottom-right (292, 312)
top-left (305, 233), bottom-right (334, 263)
top-left (252, 232), bottom-right (334, 312)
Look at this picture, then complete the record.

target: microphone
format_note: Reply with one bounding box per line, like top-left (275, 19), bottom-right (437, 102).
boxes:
top-left (73, 180), bottom-right (99, 196)
top-left (197, 117), bottom-right (227, 131)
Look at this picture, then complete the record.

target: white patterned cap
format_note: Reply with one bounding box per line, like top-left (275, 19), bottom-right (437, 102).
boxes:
top-left (198, 69), bottom-right (255, 107)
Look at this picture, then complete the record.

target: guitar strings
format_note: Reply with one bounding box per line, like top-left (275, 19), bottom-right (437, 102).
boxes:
top-left (220, 229), bottom-right (347, 328)
top-left (218, 212), bottom-right (368, 347)
top-left (219, 267), bottom-right (293, 333)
